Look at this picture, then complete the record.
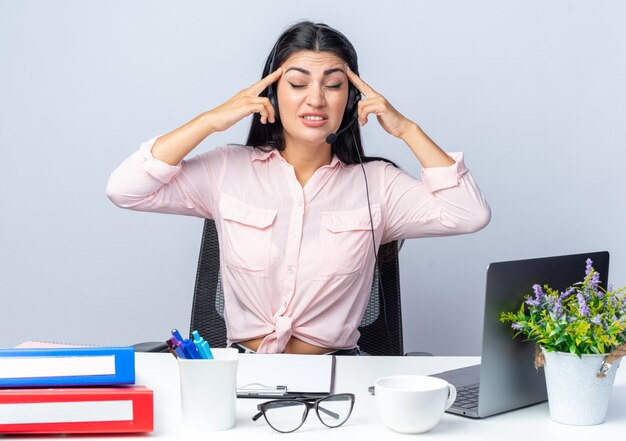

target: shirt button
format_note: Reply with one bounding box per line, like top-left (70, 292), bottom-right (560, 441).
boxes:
top-left (296, 200), bottom-right (303, 207)
top-left (292, 231), bottom-right (298, 237)
top-left (287, 268), bottom-right (294, 276)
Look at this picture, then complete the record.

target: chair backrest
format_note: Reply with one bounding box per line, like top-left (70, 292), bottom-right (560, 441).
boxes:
top-left (189, 219), bottom-right (404, 355)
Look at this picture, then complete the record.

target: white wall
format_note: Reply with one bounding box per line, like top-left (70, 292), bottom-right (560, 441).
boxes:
top-left (1, 0), bottom-right (624, 354)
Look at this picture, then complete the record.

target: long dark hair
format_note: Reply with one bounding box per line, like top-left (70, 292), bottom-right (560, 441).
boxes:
top-left (245, 21), bottom-right (397, 168)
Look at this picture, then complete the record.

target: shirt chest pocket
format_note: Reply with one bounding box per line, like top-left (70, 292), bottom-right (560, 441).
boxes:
top-left (316, 205), bottom-right (382, 279)
top-left (219, 195), bottom-right (277, 275)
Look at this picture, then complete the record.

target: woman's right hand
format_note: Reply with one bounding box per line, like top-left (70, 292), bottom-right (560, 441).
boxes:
top-left (205, 67), bottom-right (283, 132)
top-left (150, 67), bottom-right (283, 166)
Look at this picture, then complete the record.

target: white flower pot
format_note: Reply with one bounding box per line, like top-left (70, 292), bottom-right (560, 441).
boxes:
top-left (542, 348), bottom-right (621, 425)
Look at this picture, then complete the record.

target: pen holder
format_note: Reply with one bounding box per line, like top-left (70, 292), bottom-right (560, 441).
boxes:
top-left (178, 348), bottom-right (239, 432)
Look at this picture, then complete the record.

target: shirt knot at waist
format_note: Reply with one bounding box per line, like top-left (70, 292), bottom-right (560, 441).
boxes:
top-left (256, 315), bottom-right (294, 353)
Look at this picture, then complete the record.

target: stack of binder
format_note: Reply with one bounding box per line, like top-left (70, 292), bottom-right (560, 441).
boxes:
top-left (0, 345), bottom-right (153, 434)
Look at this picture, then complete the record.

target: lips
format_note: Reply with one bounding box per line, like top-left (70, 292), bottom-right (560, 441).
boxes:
top-left (299, 113), bottom-right (328, 127)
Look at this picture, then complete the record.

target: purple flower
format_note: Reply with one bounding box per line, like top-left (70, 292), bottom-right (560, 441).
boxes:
top-left (525, 284), bottom-right (544, 307)
top-left (584, 258), bottom-right (602, 291)
top-left (591, 314), bottom-right (602, 326)
top-left (560, 287), bottom-right (575, 300)
top-left (577, 293), bottom-right (590, 317)
top-left (511, 323), bottom-right (523, 331)
top-left (585, 258), bottom-right (593, 277)
top-left (552, 297), bottom-right (563, 318)
top-left (589, 272), bottom-right (601, 291)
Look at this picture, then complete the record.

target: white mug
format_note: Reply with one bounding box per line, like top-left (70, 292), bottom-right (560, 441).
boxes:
top-left (375, 375), bottom-right (457, 434)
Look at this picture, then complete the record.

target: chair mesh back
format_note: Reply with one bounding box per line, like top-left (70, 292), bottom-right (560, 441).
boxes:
top-left (190, 219), bottom-right (404, 355)
top-left (189, 219), bottom-right (227, 348)
top-left (357, 241), bottom-right (404, 356)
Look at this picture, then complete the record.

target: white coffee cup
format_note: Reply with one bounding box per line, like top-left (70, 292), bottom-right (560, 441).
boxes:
top-left (178, 348), bottom-right (239, 432)
top-left (375, 375), bottom-right (457, 434)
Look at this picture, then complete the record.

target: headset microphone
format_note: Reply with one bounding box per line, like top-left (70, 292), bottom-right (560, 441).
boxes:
top-left (325, 113), bottom-right (359, 145)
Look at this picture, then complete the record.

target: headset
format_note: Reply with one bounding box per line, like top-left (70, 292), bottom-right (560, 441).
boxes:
top-left (264, 24), bottom-right (393, 351)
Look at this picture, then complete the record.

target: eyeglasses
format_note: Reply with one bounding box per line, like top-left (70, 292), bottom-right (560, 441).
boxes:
top-left (252, 393), bottom-right (355, 433)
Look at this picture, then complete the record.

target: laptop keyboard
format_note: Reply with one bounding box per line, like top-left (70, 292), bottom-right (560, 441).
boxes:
top-left (453, 383), bottom-right (479, 409)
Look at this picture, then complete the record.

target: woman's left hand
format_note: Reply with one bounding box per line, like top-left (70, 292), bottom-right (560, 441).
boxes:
top-left (345, 65), bottom-right (415, 139)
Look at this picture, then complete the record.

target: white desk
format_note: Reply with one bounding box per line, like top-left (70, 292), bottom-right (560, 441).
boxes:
top-left (8, 353), bottom-right (625, 439)
top-left (130, 353), bottom-right (626, 440)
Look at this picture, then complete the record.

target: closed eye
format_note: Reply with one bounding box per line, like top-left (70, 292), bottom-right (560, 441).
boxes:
top-left (287, 82), bottom-right (344, 89)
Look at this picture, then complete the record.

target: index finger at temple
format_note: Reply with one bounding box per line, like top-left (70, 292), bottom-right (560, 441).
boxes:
top-left (251, 67), bottom-right (283, 96)
top-left (345, 65), bottom-right (376, 96)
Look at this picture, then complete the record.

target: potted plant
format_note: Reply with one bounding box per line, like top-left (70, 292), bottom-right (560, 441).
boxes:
top-left (500, 258), bottom-right (626, 425)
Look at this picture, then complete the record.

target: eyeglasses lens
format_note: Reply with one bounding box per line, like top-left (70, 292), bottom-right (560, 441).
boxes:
top-left (317, 394), bottom-right (354, 428)
top-left (263, 400), bottom-right (307, 433)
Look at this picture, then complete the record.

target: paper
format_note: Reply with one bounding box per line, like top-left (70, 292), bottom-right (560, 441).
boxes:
top-left (14, 341), bottom-right (88, 349)
top-left (237, 354), bottom-right (334, 396)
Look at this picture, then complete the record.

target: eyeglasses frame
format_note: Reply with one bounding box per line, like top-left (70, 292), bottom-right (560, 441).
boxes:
top-left (252, 393), bottom-right (356, 433)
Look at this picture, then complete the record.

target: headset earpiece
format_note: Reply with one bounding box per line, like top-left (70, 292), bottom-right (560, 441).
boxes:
top-left (346, 85), bottom-right (361, 119)
top-left (266, 42), bottom-right (280, 120)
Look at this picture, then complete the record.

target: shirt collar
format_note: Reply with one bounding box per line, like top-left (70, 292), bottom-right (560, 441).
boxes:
top-left (329, 154), bottom-right (348, 169)
top-left (250, 147), bottom-right (279, 162)
top-left (250, 147), bottom-right (348, 169)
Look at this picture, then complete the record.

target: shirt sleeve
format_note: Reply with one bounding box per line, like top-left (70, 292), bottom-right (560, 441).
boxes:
top-left (105, 136), bottom-right (225, 219)
top-left (381, 152), bottom-right (491, 243)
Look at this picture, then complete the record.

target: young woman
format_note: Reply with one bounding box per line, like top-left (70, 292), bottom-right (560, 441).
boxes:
top-left (107, 21), bottom-right (490, 355)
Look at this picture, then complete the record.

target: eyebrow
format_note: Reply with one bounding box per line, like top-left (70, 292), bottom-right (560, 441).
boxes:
top-left (284, 67), bottom-right (346, 76)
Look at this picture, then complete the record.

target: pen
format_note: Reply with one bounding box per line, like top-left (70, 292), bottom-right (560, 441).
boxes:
top-left (165, 337), bottom-right (184, 359)
top-left (182, 338), bottom-right (202, 359)
top-left (171, 329), bottom-right (185, 345)
top-left (173, 338), bottom-right (189, 358)
top-left (192, 330), bottom-right (214, 360)
top-left (169, 331), bottom-right (190, 359)
top-left (170, 329), bottom-right (193, 359)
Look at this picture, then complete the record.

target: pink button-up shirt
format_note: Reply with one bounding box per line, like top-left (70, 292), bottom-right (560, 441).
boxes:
top-left (106, 136), bottom-right (490, 353)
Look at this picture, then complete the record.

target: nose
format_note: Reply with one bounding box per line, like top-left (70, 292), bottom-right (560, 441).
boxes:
top-left (305, 84), bottom-right (326, 108)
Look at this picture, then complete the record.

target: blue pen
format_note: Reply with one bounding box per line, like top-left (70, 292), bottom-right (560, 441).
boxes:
top-left (175, 339), bottom-right (191, 359)
top-left (171, 329), bottom-right (185, 344)
top-left (182, 338), bottom-right (202, 359)
top-left (192, 330), bottom-right (214, 360)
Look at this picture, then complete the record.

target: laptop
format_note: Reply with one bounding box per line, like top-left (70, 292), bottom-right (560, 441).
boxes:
top-left (430, 251), bottom-right (610, 418)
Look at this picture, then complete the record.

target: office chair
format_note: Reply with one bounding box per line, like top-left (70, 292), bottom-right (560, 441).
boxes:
top-left (189, 219), bottom-right (405, 356)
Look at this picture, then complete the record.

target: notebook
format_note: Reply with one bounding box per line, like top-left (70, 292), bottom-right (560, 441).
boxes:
top-left (237, 354), bottom-right (335, 398)
top-left (430, 251), bottom-right (610, 418)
